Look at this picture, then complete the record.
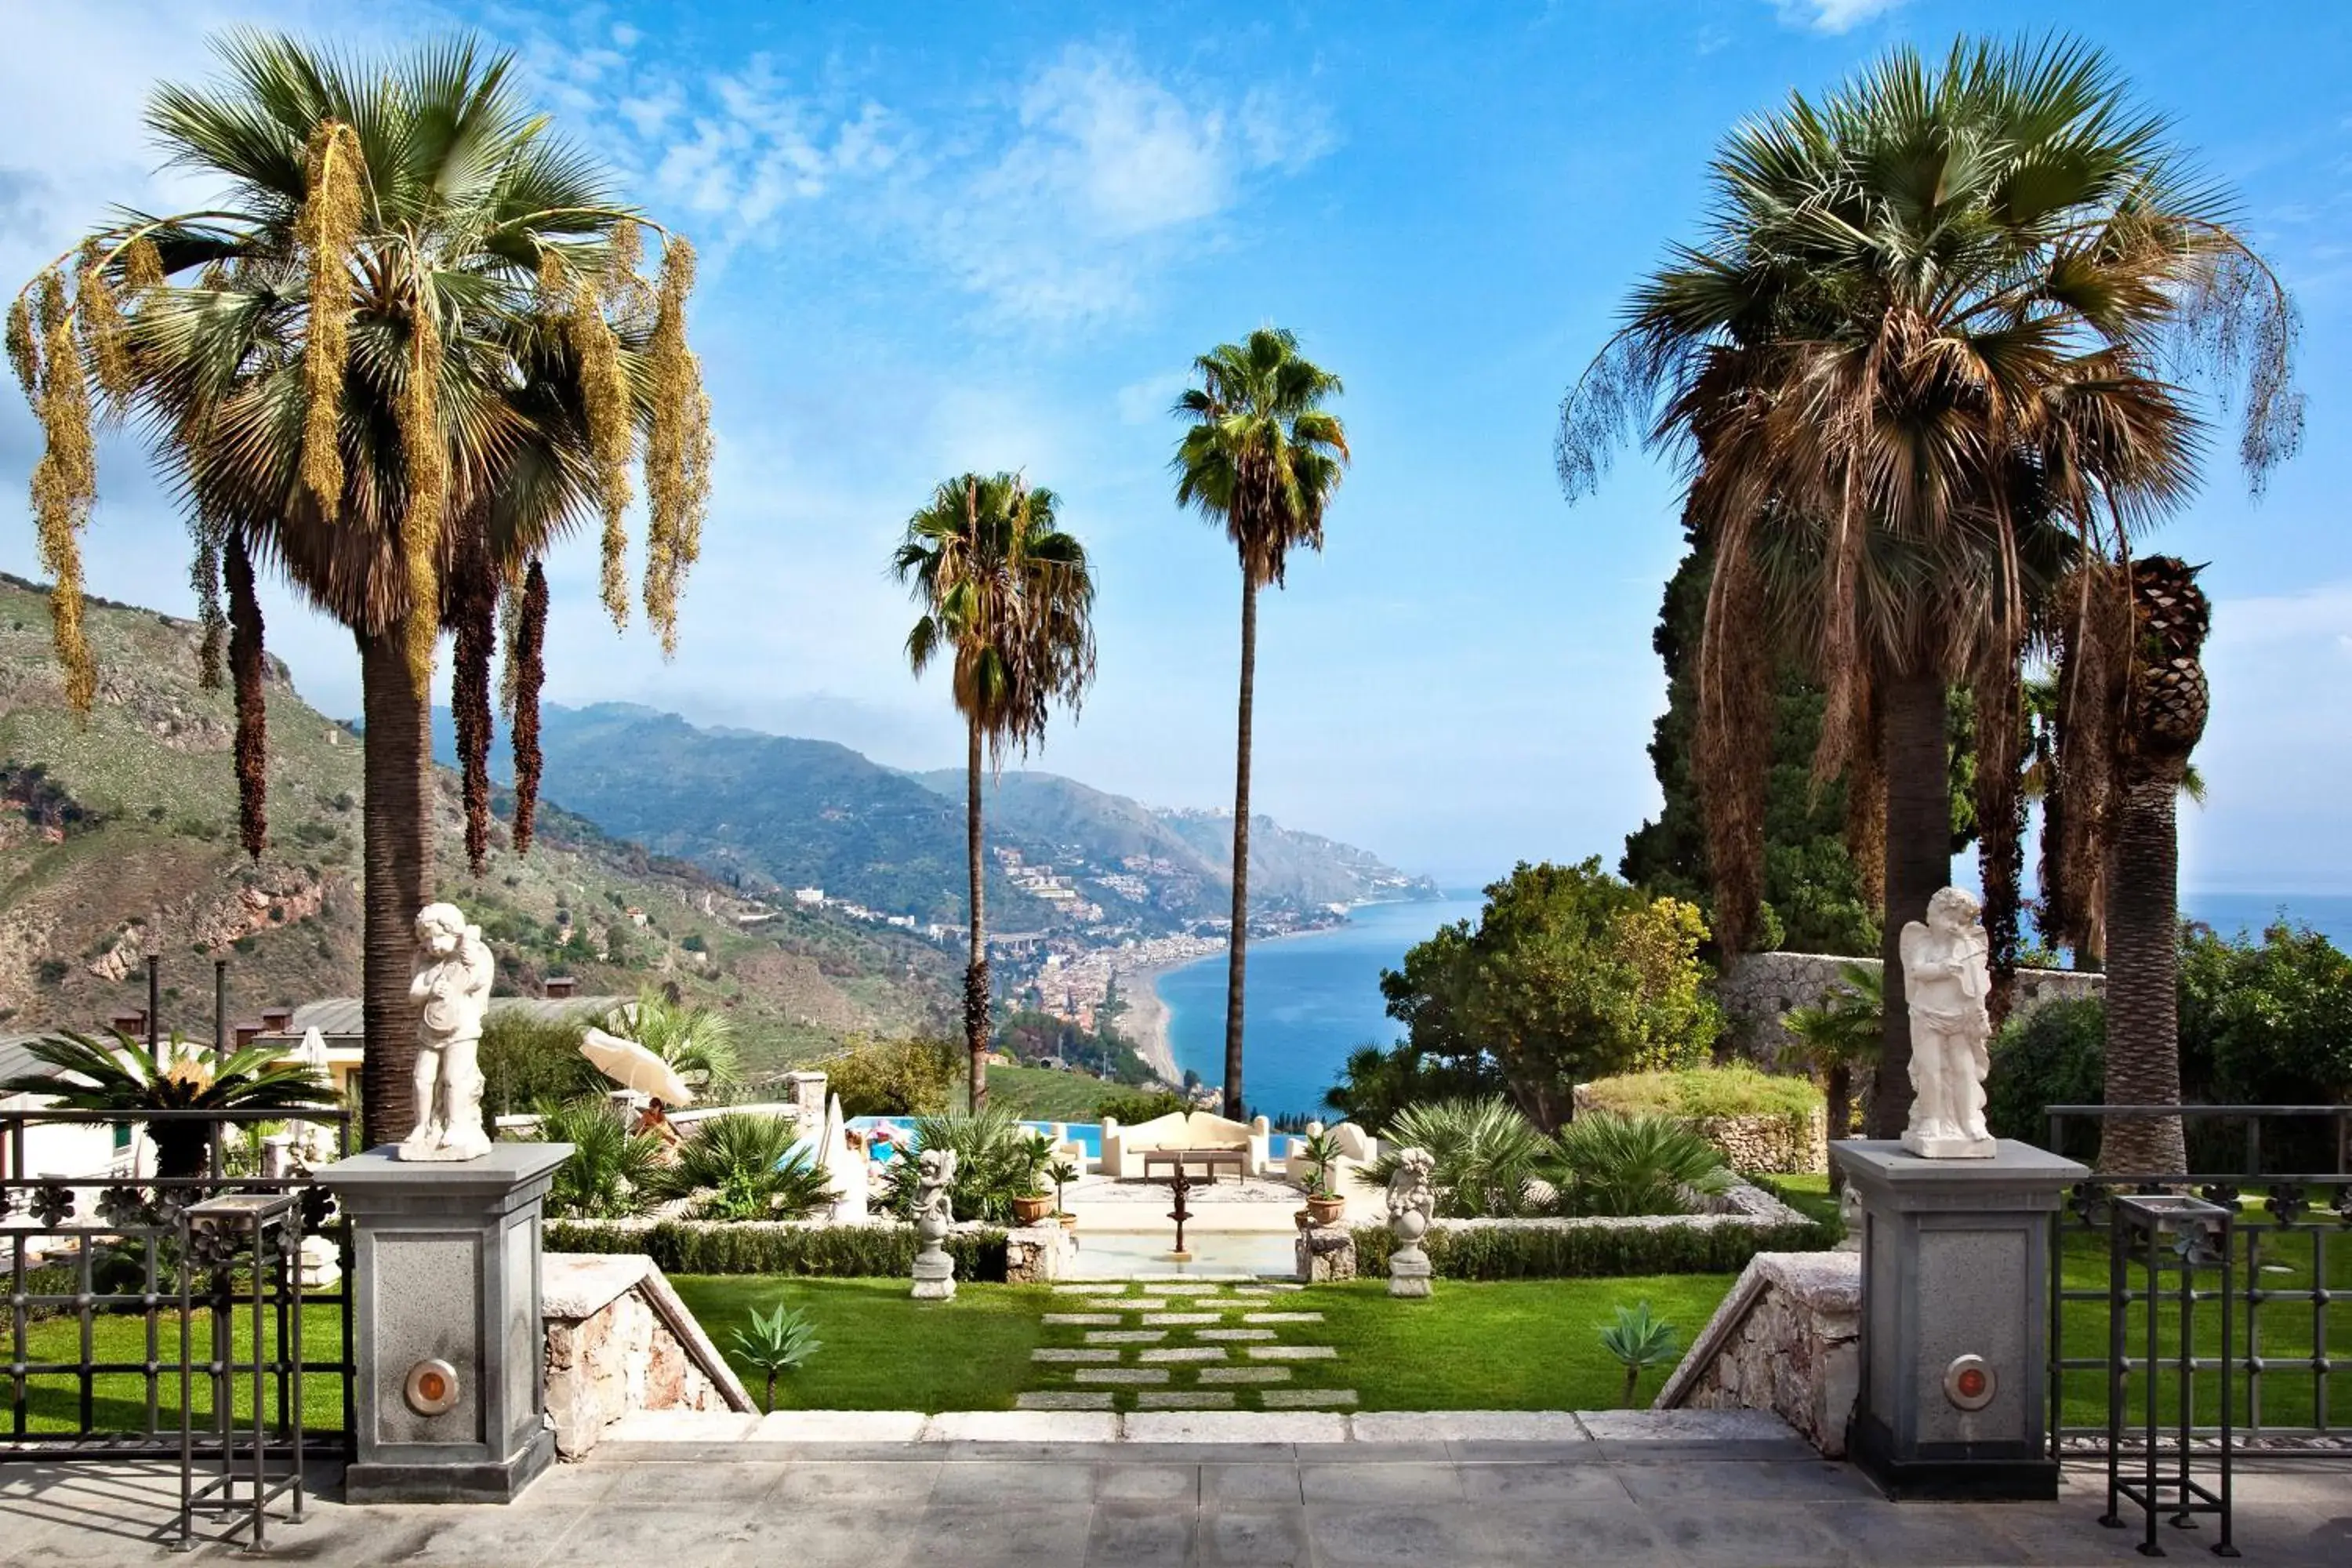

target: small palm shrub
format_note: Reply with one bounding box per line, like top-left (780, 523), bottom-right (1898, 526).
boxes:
top-left (537, 1097), bottom-right (666, 1219)
top-left (730, 1300), bottom-right (822, 1410)
top-left (652, 1114), bottom-right (834, 1221)
top-left (1358, 1097), bottom-right (1549, 1218)
top-left (1599, 1300), bottom-right (1681, 1406)
top-left (1545, 1112), bottom-right (1733, 1218)
top-left (880, 1108), bottom-right (1033, 1223)
top-left (1, 1032), bottom-right (332, 1178)
top-left (622, 988), bottom-right (741, 1091)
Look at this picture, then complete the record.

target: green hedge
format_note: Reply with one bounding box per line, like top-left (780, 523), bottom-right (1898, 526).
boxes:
top-left (1580, 1064), bottom-right (1822, 1123)
top-left (544, 1219), bottom-right (1010, 1281)
top-left (1350, 1215), bottom-right (1830, 1280)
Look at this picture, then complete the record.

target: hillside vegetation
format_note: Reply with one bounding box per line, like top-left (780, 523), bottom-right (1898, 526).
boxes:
top-left (0, 576), bottom-right (952, 1073)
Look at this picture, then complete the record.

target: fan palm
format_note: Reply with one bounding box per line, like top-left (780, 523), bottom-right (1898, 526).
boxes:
top-left (648, 1113), bottom-right (834, 1221)
top-left (1780, 961), bottom-right (1882, 1168)
top-left (1172, 327), bottom-right (1349, 1119)
top-left (1556, 37), bottom-right (2297, 1136)
top-left (894, 473), bottom-right (1096, 1112)
top-left (1359, 1096), bottom-right (1549, 1218)
top-left (11, 33), bottom-right (712, 1147)
top-left (533, 1095), bottom-right (666, 1220)
top-left (2, 1032), bottom-right (332, 1179)
top-left (622, 986), bottom-right (740, 1091)
top-left (1544, 1112), bottom-right (1733, 1218)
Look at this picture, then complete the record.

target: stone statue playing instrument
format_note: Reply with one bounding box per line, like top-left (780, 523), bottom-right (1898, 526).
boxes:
top-left (1897, 886), bottom-right (1996, 1160)
top-left (399, 902), bottom-right (495, 1162)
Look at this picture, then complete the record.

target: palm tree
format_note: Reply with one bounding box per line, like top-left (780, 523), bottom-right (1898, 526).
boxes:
top-left (621, 985), bottom-right (740, 1091)
top-left (1781, 963), bottom-right (1881, 1188)
top-left (10, 34), bottom-right (712, 1148)
top-left (1172, 327), bottom-right (1349, 1120)
top-left (2, 1033), bottom-right (332, 1179)
top-left (1556, 38), bottom-right (2297, 1137)
top-left (894, 474), bottom-right (1096, 1112)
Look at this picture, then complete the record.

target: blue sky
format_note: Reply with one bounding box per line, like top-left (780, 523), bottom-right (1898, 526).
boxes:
top-left (3, 0), bottom-right (2350, 894)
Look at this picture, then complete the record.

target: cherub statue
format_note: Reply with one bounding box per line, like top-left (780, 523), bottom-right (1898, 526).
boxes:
top-left (909, 1146), bottom-right (960, 1299)
top-left (1898, 886), bottom-right (1996, 1158)
top-left (1385, 1146), bottom-right (1437, 1297)
top-left (400, 902), bottom-right (495, 1161)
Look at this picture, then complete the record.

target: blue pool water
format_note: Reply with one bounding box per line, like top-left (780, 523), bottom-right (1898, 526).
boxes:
top-left (842, 1115), bottom-right (1102, 1160)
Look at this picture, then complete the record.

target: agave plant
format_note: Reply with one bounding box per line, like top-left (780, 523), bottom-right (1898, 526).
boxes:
top-left (2, 1032), bottom-right (332, 1178)
top-left (730, 1300), bottom-right (822, 1412)
top-left (1599, 1301), bottom-right (1681, 1407)
top-left (1358, 1098), bottom-right (1548, 1218)
top-left (1544, 1113), bottom-right (1733, 1218)
top-left (535, 1096), bottom-right (666, 1220)
top-left (651, 1113), bottom-right (834, 1221)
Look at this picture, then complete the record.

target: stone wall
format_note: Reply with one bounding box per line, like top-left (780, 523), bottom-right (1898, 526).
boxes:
top-left (1573, 1086), bottom-right (1828, 1174)
top-left (1654, 1250), bottom-right (1860, 1457)
top-left (543, 1253), bottom-right (753, 1461)
top-left (1717, 952), bottom-right (2105, 1069)
top-left (1001, 1221), bottom-right (1076, 1283)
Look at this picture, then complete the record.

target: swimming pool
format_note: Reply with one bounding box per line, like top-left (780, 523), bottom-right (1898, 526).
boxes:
top-left (842, 1116), bottom-right (1103, 1160)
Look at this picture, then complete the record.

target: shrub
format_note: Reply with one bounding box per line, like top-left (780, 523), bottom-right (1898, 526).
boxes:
top-left (1359, 1097), bottom-right (1549, 1218)
top-left (1097, 1089), bottom-right (1190, 1125)
top-left (821, 1034), bottom-right (960, 1118)
top-left (1985, 997), bottom-right (2106, 1159)
top-left (1599, 1301), bottom-right (1682, 1407)
top-left (1579, 1064), bottom-right (1821, 1123)
top-left (651, 1114), bottom-right (833, 1221)
top-left (622, 986), bottom-right (739, 1091)
top-left (1544, 1112), bottom-right (1733, 1217)
top-left (731, 1301), bottom-right (821, 1411)
top-left (477, 1012), bottom-right (602, 1127)
top-left (878, 1108), bottom-right (1038, 1223)
top-left (1351, 1211), bottom-right (1830, 1279)
top-left (535, 1096), bottom-right (666, 1219)
top-left (544, 1218), bottom-right (1010, 1280)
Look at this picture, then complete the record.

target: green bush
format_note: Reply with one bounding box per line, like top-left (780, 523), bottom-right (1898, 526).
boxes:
top-left (1097, 1089), bottom-right (1191, 1125)
top-left (878, 1109), bottom-right (1043, 1223)
top-left (1579, 1064), bottom-right (1821, 1123)
top-left (535, 1096), bottom-right (666, 1219)
top-left (1359, 1097), bottom-right (1550, 1218)
top-left (1351, 1212), bottom-right (1830, 1279)
top-left (543, 1218), bottom-right (1010, 1280)
top-left (1545, 1112), bottom-right (1733, 1217)
top-left (1985, 997), bottom-right (2107, 1159)
top-left (651, 1113), bottom-right (833, 1221)
top-left (478, 1012), bottom-right (603, 1127)
top-left (820, 1034), bottom-right (960, 1118)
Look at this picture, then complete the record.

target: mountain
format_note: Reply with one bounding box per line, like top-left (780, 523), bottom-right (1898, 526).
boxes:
top-left (437, 701), bottom-right (1438, 930)
top-left (0, 575), bottom-right (954, 1069)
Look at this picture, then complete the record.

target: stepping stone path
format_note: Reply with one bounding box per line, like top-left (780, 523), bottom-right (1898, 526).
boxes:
top-left (1014, 1279), bottom-right (1352, 1414)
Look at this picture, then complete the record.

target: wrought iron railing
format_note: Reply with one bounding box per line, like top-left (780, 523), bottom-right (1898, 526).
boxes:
top-left (2, 1105), bottom-right (351, 1462)
top-left (2045, 1105), bottom-right (2351, 1461)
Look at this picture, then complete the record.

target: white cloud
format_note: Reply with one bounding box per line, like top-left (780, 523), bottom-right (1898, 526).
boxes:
top-left (1773, 0), bottom-right (1909, 34)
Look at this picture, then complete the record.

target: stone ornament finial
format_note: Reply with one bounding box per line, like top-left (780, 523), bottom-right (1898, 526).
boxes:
top-left (910, 1145), bottom-right (959, 1300)
top-left (1385, 1146), bottom-right (1436, 1298)
top-left (1897, 886), bottom-right (1997, 1160)
top-left (398, 902), bottom-right (495, 1162)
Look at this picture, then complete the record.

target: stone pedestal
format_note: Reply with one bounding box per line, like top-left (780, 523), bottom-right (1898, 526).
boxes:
top-left (1831, 1139), bottom-right (2085, 1501)
top-left (909, 1247), bottom-right (956, 1300)
top-left (1387, 1247), bottom-right (1432, 1298)
top-left (318, 1144), bottom-right (571, 1504)
top-left (1294, 1223), bottom-right (1356, 1283)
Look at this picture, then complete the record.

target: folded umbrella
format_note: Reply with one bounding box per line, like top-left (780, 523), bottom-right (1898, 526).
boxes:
top-left (579, 1026), bottom-right (694, 1105)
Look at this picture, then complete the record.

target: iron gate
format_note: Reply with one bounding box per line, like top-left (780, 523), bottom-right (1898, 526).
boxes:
top-left (3, 1105), bottom-right (353, 1462)
top-left (2045, 1105), bottom-right (2351, 1461)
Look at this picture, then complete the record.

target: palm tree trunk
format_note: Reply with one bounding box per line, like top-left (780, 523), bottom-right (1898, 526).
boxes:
top-left (1222, 572), bottom-right (1258, 1121)
top-left (360, 626), bottom-right (432, 1149)
top-left (1868, 672), bottom-right (1951, 1139)
top-left (2097, 774), bottom-right (2188, 1174)
top-left (964, 717), bottom-right (989, 1114)
top-left (1826, 1063), bottom-right (1853, 1197)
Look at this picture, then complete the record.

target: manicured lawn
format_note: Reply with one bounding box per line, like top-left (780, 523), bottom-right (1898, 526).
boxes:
top-left (672, 1274), bottom-right (1739, 1413)
top-left (670, 1277), bottom-right (1044, 1411)
top-left (16, 1304), bottom-right (347, 1436)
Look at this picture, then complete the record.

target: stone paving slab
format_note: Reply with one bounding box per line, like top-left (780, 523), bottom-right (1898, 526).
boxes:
top-left (1031, 1347), bottom-right (1122, 1363)
top-left (1199, 1366), bottom-right (1292, 1384)
top-left (1040, 1312), bottom-right (1123, 1325)
top-left (1076, 1367), bottom-right (1171, 1385)
top-left (606, 1409), bottom-right (765, 1442)
top-left (920, 1410), bottom-right (1121, 1443)
top-left (1087, 1296), bottom-right (1167, 1310)
top-left (1140, 1312), bottom-right (1224, 1325)
top-left (1242, 1311), bottom-right (1324, 1323)
top-left (1246, 1345), bottom-right (1338, 1360)
top-left (1136, 1391), bottom-right (1237, 1410)
top-left (1193, 1327), bottom-right (1276, 1341)
top-left (1138, 1346), bottom-right (1227, 1363)
top-left (1348, 1410), bottom-right (1591, 1444)
top-left (750, 1410), bottom-right (931, 1443)
top-left (1015, 1391), bottom-right (1116, 1410)
top-left (1083, 1329), bottom-right (1167, 1345)
top-left (1126, 1410), bottom-right (1352, 1444)
top-left (1153, 1282), bottom-right (1229, 1294)
top-left (1263, 1388), bottom-right (1359, 1408)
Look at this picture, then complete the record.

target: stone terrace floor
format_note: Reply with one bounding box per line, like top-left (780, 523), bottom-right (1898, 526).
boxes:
top-left (2, 1414), bottom-right (2347, 1566)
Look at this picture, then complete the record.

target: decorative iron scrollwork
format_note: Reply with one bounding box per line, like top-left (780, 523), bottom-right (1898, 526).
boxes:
top-left (2264, 1182), bottom-right (2310, 1226)
top-left (30, 1181), bottom-right (74, 1229)
top-left (96, 1184), bottom-right (156, 1230)
top-left (2067, 1181), bottom-right (2111, 1229)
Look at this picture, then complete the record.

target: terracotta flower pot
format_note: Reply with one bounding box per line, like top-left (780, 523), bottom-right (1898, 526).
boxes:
top-left (1012, 1194), bottom-right (1054, 1225)
top-left (1305, 1194), bottom-right (1346, 1227)
top-left (1058, 1212), bottom-right (1078, 1232)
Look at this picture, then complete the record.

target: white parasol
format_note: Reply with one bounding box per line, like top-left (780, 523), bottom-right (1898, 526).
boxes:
top-left (578, 1026), bottom-right (694, 1105)
top-left (819, 1093), bottom-right (867, 1221)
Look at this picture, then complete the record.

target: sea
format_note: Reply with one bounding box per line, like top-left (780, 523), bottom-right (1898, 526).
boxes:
top-left (1156, 889), bottom-right (2352, 1123)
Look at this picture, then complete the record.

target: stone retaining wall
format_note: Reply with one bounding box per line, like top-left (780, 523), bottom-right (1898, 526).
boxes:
top-left (543, 1252), bottom-right (753, 1461)
top-left (1653, 1250), bottom-right (1860, 1457)
top-left (1716, 952), bottom-right (2104, 1069)
top-left (1573, 1086), bottom-right (1828, 1174)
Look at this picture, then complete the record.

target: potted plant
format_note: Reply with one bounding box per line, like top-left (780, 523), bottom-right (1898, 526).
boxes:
top-left (1011, 1131), bottom-right (1057, 1225)
top-left (1047, 1157), bottom-right (1081, 1230)
top-left (1298, 1129), bottom-right (1347, 1227)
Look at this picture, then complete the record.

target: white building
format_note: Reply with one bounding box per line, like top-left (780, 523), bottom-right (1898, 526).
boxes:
top-left (793, 887), bottom-right (826, 907)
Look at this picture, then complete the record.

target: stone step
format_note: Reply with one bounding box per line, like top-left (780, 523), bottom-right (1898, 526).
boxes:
top-left (1084, 1330), bottom-right (1167, 1345)
top-left (1198, 1366), bottom-right (1291, 1385)
top-left (1261, 1388), bottom-right (1357, 1409)
top-left (1193, 1328), bottom-right (1276, 1342)
top-left (1246, 1345), bottom-right (1338, 1361)
top-left (1087, 1298), bottom-right (1168, 1311)
top-left (1138, 1347), bottom-right (1226, 1363)
top-left (1152, 1283), bottom-right (1227, 1295)
top-left (1041, 1313), bottom-right (1123, 1326)
top-left (1032, 1348), bottom-right (1121, 1364)
top-left (1075, 1367), bottom-right (1170, 1385)
top-left (1015, 1391), bottom-right (1116, 1410)
top-left (1141, 1312), bottom-right (1225, 1326)
top-left (1138, 1391), bottom-right (1236, 1410)
top-left (1243, 1312), bottom-right (1323, 1324)
top-left (1051, 1284), bottom-right (1105, 1295)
